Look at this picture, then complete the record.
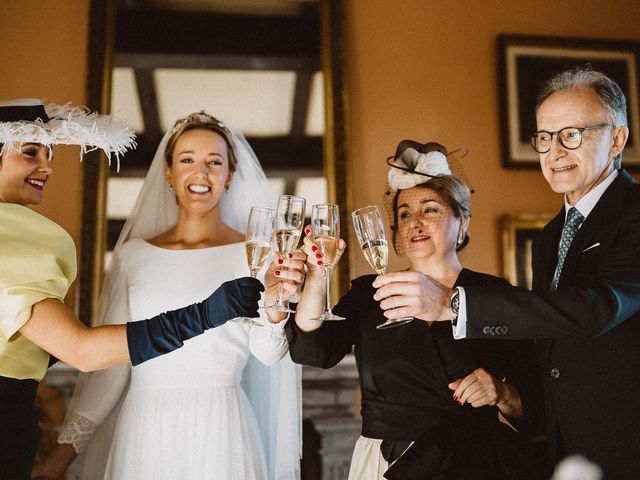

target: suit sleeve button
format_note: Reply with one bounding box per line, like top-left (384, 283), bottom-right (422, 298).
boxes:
top-left (482, 326), bottom-right (491, 335)
top-left (550, 368), bottom-right (560, 379)
top-left (500, 326), bottom-right (509, 335)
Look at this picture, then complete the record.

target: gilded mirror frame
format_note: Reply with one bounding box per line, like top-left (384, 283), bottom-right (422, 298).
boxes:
top-left (79, 0), bottom-right (350, 324)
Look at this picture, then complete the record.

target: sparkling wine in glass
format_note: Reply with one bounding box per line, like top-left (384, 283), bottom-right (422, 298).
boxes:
top-left (352, 205), bottom-right (413, 329)
top-left (246, 207), bottom-right (275, 278)
top-left (237, 206), bottom-right (275, 327)
top-left (267, 195), bottom-right (306, 313)
top-left (310, 204), bottom-right (345, 321)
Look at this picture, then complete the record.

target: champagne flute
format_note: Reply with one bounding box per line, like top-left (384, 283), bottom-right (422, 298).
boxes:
top-left (236, 207), bottom-right (275, 327)
top-left (267, 195), bottom-right (306, 313)
top-left (310, 204), bottom-right (345, 321)
top-left (352, 205), bottom-right (413, 329)
top-left (246, 207), bottom-right (275, 278)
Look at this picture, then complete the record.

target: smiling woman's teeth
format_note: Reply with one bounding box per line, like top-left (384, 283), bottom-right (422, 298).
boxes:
top-left (26, 179), bottom-right (44, 188)
top-left (188, 185), bottom-right (211, 193)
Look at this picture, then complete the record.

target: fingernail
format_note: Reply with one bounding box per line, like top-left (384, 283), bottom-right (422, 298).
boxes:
top-left (305, 228), bottom-right (311, 235)
top-left (317, 260), bottom-right (323, 266)
top-left (275, 270), bottom-right (281, 276)
top-left (277, 259), bottom-right (284, 265)
top-left (452, 395), bottom-right (458, 401)
top-left (456, 400), bottom-right (463, 407)
top-left (315, 253), bottom-right (322, 259)
top-left (288, 253), bottom-right (293, 259)
top-left (311, 245), bottom-right (318, 252)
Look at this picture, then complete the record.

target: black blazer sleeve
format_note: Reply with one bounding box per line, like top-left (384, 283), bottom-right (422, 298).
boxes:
top-left (465, 171), bottom-right (640, 340)
top-left (285, 275), bottom-right (371, 368)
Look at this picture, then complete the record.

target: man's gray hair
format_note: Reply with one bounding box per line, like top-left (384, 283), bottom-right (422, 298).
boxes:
top-left (536, 66), bottom-right (628, 168)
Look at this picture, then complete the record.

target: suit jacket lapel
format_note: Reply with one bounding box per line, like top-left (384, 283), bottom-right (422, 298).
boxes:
top-left (533, 209), bottom-right (564, 292)
top-left (559, 170), bottom-right (635, 284)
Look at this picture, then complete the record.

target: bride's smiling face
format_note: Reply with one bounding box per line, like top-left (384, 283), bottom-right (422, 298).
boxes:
top-left (164, 128), bottom-right (233, 214)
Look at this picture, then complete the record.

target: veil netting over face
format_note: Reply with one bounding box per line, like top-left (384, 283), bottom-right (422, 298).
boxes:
top-left (69, 117), bottom-right (302, 480)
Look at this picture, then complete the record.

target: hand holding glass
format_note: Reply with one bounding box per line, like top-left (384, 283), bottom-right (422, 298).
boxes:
top-left (310, 203), bottom-right (345, 321)
top-left (267, 195), bottom-right (306, 313)
top-left (352, 205), bottom-right (413, 329)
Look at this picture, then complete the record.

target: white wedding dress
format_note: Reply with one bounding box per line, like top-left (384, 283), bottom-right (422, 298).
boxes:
top-left (61, 239), bottom-right (291, 479)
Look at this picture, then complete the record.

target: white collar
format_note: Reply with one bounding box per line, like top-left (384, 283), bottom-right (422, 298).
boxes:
top-left (564, 169), bottom-right (618, 221)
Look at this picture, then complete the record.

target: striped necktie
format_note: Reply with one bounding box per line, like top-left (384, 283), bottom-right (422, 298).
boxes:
top-left (552, 207), bottom-right (584, 290)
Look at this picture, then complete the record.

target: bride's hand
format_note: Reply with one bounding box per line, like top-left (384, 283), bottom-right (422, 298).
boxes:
top-left (264, 251), bottom-right (306, 322)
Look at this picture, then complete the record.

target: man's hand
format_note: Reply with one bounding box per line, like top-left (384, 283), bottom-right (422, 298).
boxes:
top-left (372, 271), bottom-right (454, 322)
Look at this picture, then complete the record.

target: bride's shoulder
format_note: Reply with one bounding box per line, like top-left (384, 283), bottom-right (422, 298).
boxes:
top-left (119, 238), bottom-right (150, 256)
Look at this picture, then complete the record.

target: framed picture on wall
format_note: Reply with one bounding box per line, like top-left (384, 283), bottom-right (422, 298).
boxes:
top-left (501, 213), bottom-right (554, 290)
top-left (497, 35), bottom-right (640, 169)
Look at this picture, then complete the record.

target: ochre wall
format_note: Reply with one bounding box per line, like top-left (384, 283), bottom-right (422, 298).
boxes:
top-left (0, 1), bottom-right (90, 305)
top-left (344, 0), bottom-right (640, 277)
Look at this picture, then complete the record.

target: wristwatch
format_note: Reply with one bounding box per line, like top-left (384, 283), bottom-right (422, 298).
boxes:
top-left (450, 287), bottom-right (460, 326)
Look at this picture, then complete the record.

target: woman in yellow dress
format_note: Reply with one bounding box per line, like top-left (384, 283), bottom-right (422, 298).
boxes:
top-left (0, 99), bottom-right (266, 479)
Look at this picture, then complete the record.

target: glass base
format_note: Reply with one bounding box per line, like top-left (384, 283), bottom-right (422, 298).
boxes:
top-left (310, 312), bottom-right (346, 321)
top-left (376, 317), bottom-right (414, 330)
top-left (264, 303), bottom-right (296, 314)
top-left (231, 317), bottom-right (264, 327)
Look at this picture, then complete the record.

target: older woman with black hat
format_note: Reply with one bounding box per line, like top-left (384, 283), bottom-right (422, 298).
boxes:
top-left (0, 99), bottom-right (263, 479)
top-left (287, 140), bottom-right (542, 479)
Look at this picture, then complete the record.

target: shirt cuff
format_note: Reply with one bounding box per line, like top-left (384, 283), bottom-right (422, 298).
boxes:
top-left (452, 287), bottom-right (467, 339)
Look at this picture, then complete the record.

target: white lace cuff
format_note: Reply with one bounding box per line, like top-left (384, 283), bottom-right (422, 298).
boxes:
top-left (57, 412), bottom-right (98, 454)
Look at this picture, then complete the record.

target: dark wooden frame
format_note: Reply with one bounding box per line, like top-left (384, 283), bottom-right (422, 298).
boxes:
top-left (501, 213), bottom-right (554, 290)
top-left (497, 35), bottom-right (640, 169)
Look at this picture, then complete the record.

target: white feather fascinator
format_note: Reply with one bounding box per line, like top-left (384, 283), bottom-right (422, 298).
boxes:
top-left (0, 98), bottom-right (136, 168)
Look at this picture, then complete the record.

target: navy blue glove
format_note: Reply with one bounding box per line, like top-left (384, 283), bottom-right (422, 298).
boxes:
top-left (126, 277), bottom-right (264, 365)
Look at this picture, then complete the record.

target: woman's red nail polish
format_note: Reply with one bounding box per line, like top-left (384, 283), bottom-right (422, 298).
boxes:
top-left (311, 245), bottom-right (318, 252)
top-left (315, 253), bottom-right (322, 259)
top-left (277, 259), bottom-right (284, 265)
top-left (305, 228), bottom-right (311, 235)
top-left (456, 400), bottom-right (463, 407)
top-left (288, 253), bottom-right (293, 259)
top-left (275, 270), bottom-right (281, 276)
top-left (317, 260), bottom-right (323, 266)
top-left (452, 395), bottom-right (458, 401)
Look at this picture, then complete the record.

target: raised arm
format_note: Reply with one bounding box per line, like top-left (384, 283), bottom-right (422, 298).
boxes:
top-left (20, 277), bottom-right (264, 371)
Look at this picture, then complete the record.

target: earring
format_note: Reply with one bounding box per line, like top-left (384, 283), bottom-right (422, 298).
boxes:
top-left (457, 232), bottom-right (464, 246)
top-left (168, 184), bottom-right (173, 191)
top-left (224, 185), bottom-right (230, 192)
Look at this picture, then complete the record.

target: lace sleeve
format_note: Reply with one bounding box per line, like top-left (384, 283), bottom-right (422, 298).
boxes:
top-left (57, 412), bottom-right (98, 454)
top-left (248, 312), bottom-right (288, 366)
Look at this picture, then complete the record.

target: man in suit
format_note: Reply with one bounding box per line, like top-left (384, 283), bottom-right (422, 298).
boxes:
top-left (372, 67), bottom-right (640, 479)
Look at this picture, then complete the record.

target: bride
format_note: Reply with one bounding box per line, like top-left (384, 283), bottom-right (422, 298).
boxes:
top-left (34, 112), bottom-right (304, 479)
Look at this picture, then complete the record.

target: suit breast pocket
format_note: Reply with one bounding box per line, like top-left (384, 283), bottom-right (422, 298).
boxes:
top-left (573, 243), bottom-right (603, 276)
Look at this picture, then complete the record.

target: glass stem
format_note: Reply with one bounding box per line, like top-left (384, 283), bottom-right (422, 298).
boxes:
top-left (323, 266), bottom-right (332, 315)
top-left (276, 280), bottom-right (285, 307)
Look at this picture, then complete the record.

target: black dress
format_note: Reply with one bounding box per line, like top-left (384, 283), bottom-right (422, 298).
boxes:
top-left (286, 269), bottom-right (542, 480)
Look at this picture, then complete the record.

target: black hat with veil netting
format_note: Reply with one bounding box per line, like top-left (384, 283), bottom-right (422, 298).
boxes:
top-left (382, 139), bottom-right (473, 254)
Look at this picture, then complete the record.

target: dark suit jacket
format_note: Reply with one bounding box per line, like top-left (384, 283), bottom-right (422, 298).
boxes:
top-left (464, 170), bottom-right (640, 479)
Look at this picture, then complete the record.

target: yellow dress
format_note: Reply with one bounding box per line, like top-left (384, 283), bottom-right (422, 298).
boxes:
top-left (0, 203), bottom-right (76, 380)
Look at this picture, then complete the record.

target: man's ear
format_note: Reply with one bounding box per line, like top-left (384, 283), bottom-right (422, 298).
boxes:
top-left (610, 126), bottom-right (629, 159)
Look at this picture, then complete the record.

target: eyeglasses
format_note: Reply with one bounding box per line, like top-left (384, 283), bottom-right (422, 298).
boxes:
top-left (530, 124), bottom-right (610, 154)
